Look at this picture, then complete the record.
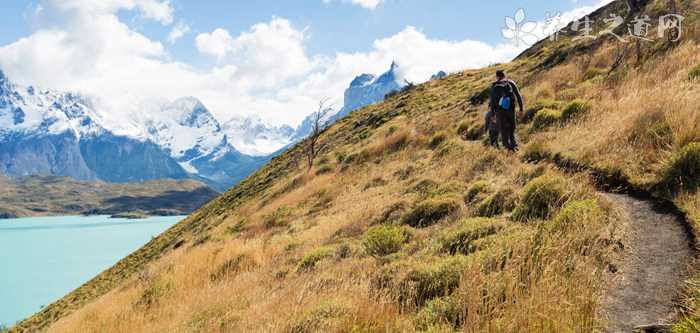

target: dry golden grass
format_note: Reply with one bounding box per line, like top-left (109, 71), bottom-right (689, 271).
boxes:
top-left (46, 101), bottom-right (620, 332)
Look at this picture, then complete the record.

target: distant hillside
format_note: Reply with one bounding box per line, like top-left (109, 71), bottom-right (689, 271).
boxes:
top-left (0, 175), bottom-right (219, 219)
top-left (9, 0), bottom-right (700, 332)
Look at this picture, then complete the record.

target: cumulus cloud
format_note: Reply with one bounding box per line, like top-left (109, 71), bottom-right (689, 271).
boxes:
top-left (195, 28), bottom-right (234, 59)
top-left (52, 0), bottom-right (174, 25)
top-left (167, 22), bottom-right (190, 44)
top-left (323, 0), bottom-right (383, 10)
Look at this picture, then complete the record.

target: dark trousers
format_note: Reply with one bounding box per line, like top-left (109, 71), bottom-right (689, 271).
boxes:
top-left (497, 110), bottom-right (518, 151)
top-left (488, 129), bottom-right (499, 147)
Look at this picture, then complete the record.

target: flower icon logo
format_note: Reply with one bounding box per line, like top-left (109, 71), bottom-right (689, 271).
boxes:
top-left (502, 8), bottom-right (540, 46)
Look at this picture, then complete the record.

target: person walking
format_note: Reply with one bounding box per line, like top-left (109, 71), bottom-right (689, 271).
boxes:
top-left (489, 70), bottom-right (523, 151)
top-left (484, 108), bottom-right (499, 147)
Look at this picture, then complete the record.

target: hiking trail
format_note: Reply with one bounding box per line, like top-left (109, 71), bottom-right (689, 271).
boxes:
top-left (600, 193), bottom-right (695, 332)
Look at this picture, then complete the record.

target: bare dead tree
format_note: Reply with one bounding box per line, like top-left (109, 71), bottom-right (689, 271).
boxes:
top-left (306, 98), bottom-right (334, 171)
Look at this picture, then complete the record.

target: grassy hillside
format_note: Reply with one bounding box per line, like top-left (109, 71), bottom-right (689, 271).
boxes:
top-left (0, 175), bottom-right (219, 218)
top-left (9, 0), bottom-right (700, 331)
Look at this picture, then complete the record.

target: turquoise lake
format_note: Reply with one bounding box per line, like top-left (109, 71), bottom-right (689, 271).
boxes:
top-left (0, 215), bottom-right (183, 327)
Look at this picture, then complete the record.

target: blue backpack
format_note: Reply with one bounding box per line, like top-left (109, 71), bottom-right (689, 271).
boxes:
top-left (499, 96), bottom-right (512, 110)
top-left (493, 80), bottom-right (515, 111)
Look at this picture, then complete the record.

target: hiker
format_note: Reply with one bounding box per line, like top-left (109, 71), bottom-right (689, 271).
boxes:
top-left (484, 109), bottom-right (499, 147)
top-left (489, 70), bottom-right (524, 151)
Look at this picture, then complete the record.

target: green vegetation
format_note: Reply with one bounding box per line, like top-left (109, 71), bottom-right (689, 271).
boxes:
top-left (531, 108), bottom-right (562, 131)
top-left (658, 142), bottom-right (700, 194)
top-left (429, 131), bottom-right (449, 149)
top-left (263, 206), bottom-right (292, 229)
top-left (464, 181), bottom-right (490, 203)
top-left (689, 64), bottom-right (700, 80)
top-left (362, 225), bottom-right (410, 257)
top-left (512, 175), bottom-right (569, 221)
top-left (439, 218), bottom-right (501, 255)
top-left (413, 296), bottom-right (462, 331)
top-left (522, 141), bottom-right (551, 162)
top-left (475, 189), bottom-right (515, 217)
top-left (315, 164), bottom-right (334, 175)
top-left (297, 248), bottom-right (334, 272)
top-left (393, 257), bottom-right (467, 307)
top-left (561, 99), bottom-right (591, 121)
top-left (523, 99), bottom-right (561, 123)
top-left (134, 278), bottom-right (174, 309)
top-left (285, 301), bottom-right (347, 333)
top-left (401, 197), bottom-right (460, 228)
top-left (549, 199), bottom-right (601, 232)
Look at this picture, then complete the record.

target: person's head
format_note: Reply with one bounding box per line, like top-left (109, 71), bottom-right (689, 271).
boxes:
top-left (496, 70), bottom-right (506, 80)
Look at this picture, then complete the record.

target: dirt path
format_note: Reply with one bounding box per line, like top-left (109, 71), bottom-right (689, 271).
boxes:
top-left (601, 193), bottom-right (695, 332)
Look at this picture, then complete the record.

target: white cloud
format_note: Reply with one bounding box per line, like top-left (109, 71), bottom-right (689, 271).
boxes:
top-left (323, 0), bottom-right (383, 10)
top-left (167, 22), bottom-right (190, 44)
top-left (197, 19), bottom-right (315, 89)
top-left (50, 0), bottom-right (174, 25)
top-left (195, 29), bottom-right (234, 59)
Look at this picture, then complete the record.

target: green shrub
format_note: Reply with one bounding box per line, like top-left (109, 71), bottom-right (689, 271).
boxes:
top-left (689, 64), bottom-right (700, 80)
top-left (464, 181), bottom-right (490, 203)
top-left (315, 164), bottom-right (334, 175)
top-left (285, 301), bottom-right (347, 333)
top-left (531, 108), bottom-right (561, 130)
top-left (134, 278), bottom-right (174, 309)
top-left (464, 124), bottom-right (484, 141)
top-left (561, 99), bottom-right (591, 121)
top-left (475, 189), bottom-right (516, 217)
top-left (362, 225), bottom-right (410, 257)
top-left (512, 175), bottom-right (569, 221)
top-left (263, 206), bottom-right (292, 229)
top-left (297, 248), bottom-right (333, 272)
top-left (523, 99), bottom-right (560, 123)
top-left (429, 131), bottom-right (449, 149)
top-left (440, 218), bottom-right (502, 255)
top-left (549, 199), bottom-right (601, 232)
top-left (522, 141), bottom-right (551, 162)
top-left (374, 201), bottom-right (409, 225)
top-left (414, 296), bottom-right (463, 331)
top-left (395, 257), bottom-right (466, 307)
top-left (407, 178), bottom-right (440, 198)
top-left (401, 197), bottom-right (461, 228)
top-left (658, 142), bottom-right (700, 194)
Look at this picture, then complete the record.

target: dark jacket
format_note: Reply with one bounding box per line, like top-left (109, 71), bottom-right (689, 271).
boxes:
top-left (489, 79), bottom-right (524, 116)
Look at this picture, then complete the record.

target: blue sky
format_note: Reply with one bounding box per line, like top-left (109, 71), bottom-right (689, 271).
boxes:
top-left (0, 0), bottom-right (610, 125)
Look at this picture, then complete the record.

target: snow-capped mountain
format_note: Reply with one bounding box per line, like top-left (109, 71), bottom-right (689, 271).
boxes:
top-left (292, 62), bottom-right (407, 141)
top-left (142, 97), bottom-right (268, 190)
top-left (0, 71), bottom-right (104, 140)
top-left (222, 116), bottom-right (294, 156)
top-left (0, 70), bottom-right (266, 191)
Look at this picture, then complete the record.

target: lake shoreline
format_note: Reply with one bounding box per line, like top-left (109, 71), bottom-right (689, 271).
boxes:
top-left (0, 215), bottom-right (183, 326)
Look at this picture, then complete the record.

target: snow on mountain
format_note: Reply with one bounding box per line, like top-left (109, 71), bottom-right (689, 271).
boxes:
top-left (292, 62), bottom-right (407, 141)
top-left (0, 71), bottom-right (269, 190)
top-left (144, 97), bottom-right (226, 170)
top-left (0, 70), bottom-right (105, 140)
top-left (222, 116), bottom-right (294, 156)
